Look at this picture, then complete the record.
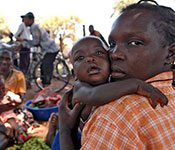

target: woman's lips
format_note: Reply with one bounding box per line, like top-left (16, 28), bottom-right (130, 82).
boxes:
top-left (111, 71), bottom-right (126, 78)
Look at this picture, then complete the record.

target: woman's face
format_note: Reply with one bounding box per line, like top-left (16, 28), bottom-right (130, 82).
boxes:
top-left (108, 9), bottom-right (168, 81)
top-left (0, 52), bottom-right (12, 77)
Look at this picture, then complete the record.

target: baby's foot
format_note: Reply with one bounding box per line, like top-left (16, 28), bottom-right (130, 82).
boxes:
top-left (50, 113), bottom-right (59, 129)
top-left (45, 113), bottom-right (58, 146)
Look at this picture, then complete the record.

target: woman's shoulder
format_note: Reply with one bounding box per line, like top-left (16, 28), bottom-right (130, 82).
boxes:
top-left (11, 69), bottom-right (25, 78)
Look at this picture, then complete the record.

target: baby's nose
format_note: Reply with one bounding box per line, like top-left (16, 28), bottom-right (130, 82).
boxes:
top-left (87, 57), bottom-right (95, 63)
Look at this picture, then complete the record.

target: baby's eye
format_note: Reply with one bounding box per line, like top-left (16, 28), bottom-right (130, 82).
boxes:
top-left (76, 56), bottom-right (84, 61)
top-left (128, 40), bottom-right (144, 46)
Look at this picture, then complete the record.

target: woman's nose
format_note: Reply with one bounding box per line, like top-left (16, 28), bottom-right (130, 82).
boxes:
top-left (109, 47), bottom-right (125, 61)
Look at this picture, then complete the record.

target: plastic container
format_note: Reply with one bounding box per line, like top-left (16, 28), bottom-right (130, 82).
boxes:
top-left (24, 99), bottom-right (59, 121)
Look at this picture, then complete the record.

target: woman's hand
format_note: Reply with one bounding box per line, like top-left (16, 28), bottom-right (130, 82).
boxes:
top-left (59, 88), bottom-right (83, 132)
top-left (59, 89), bottom-right (84, 150)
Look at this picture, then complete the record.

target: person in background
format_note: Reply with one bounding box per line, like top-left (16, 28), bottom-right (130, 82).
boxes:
top-left (0, 50), bottom-right (40, 147)
top-left (59, 0), bottom-right (175, 149)
top-left (0, 50), bottom-right (26, 146)
top-left (19, 12), bottom-right (59, 87)
top-left (89, 25), bottom-right (108, 47)
top-left (14, 17), bottom-right (31, 75)
top-left (0, 50), bottom-right (26, 100)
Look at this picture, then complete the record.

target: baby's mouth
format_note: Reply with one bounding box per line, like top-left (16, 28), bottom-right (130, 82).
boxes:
top-left (88, 65), bottom-right (100, 75)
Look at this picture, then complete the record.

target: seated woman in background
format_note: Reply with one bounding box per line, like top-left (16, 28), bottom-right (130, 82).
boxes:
top-left (0, 50), bottom-right (38, 149)
top-left (0, 50), bottom-right (26, 101)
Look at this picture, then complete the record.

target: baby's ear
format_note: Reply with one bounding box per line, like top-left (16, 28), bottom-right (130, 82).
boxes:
top-left (165, 43), bottom-right (175, 64)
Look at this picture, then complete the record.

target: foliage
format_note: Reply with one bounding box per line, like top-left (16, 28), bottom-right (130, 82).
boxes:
top-left (40, 15), bottom-right (82, 54)
top-left (6, 137), bottom-right (50, 150)
top-left (0, 13), bottom-right (11, 42)
top-left (111, 0), bottom-right (137, 17)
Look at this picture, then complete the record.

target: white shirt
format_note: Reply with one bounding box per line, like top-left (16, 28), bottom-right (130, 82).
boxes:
top-left (14, 22), bottom-right (31, 40)
top-left (23, 23), bottom-right (59, 53)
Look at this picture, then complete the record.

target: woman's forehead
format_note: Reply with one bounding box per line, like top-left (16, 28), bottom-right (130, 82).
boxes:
top-left (0, 51), bottom-right (11, 58)
top-left (110, 9), bottom-right (157, 38)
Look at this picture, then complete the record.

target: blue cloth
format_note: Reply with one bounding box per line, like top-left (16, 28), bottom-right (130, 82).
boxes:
top-left (51, 131), bottom-right (81, 150)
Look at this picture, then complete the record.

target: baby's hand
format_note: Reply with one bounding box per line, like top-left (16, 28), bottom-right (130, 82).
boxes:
top-left (136, 80), bottom-right (168, 108)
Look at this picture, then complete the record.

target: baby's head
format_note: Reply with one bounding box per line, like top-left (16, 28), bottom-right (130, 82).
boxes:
top-left (71, 36), bottom-right (110, 86)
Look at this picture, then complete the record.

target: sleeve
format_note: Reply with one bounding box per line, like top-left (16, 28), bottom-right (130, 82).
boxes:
top-left (81, 111), bottom-right (144, 149)
top-left (94, 31), bottom-right (101, 37)
top-left (16, 71), bottom-right (26, 94)
top-left (14, 23), bottom-right (24, 38)
top-left (22, 25), bottom-right (41, 48)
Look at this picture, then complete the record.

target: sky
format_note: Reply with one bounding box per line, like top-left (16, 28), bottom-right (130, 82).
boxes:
top-left (0, 0), bottom-right (175, 41)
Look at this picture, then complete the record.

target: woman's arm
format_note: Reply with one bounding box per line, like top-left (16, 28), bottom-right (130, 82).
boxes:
top-left (72, 78), bottom-right (168, 108)
top-left (0, 104), bottom-right (15, 114)
top-left (59, 89), bottom-right (83, 150)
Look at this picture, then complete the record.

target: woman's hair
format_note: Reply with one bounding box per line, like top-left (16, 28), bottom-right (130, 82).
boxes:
top-left (121, 0), bottom-right (175, 47)
top-left (0, 50), bottom-right (12, 62)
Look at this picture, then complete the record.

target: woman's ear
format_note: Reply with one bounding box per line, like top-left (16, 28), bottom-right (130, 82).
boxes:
top-left (165, 43), bottom-right (175, 64)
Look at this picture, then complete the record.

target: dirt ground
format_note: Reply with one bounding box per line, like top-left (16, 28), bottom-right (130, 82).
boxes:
top-left (24, 76), bottom-right (75, 102)
top-left (20, 76), bottom-right (76, 138)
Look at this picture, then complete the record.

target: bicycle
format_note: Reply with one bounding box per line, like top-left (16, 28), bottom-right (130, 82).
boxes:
top-left (33, 50), bottom-right (71, 92)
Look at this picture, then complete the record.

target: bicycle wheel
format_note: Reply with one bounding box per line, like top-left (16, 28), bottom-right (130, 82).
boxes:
top-left (33, 58), bottom-right (70, 92)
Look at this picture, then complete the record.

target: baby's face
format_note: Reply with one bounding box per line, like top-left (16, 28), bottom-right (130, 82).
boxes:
top-left (71, 37), bottom-right (110, 85)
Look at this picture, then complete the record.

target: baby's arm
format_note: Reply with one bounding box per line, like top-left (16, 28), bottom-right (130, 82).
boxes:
top-left (72, 78), bottom-right (168, 108)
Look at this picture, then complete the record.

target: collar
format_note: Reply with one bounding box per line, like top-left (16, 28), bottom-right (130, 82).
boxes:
top-left (146, 72), bottom-right (173, 87)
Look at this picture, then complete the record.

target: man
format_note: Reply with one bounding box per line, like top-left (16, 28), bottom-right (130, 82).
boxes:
top-left (59, 1), bottom-right (175, 149)
top-left (14, 18), bottom-right (31, 74)
top-left (20, 12), bottom-right (59, 87)
top-left (89, 25), bottom-right (108, 47)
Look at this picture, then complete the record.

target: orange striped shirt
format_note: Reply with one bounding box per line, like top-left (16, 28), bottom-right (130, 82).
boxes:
top-left (81, 72), bottom-right (175, 150)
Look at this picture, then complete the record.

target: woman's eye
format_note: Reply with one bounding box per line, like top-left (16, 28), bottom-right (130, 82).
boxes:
top-left (129, 40), bottom-right (144, 46)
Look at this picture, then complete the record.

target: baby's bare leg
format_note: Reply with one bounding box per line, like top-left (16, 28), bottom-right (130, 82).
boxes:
top-left (45, 113), bottom-right (59, 147)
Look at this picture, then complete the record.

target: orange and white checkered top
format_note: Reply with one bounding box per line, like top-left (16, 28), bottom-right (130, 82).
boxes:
top-left (81, 72), bottom-right (175, 150)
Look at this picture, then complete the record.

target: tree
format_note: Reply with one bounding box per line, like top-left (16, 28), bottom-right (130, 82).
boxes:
top-left (111, 0), bottom-right (158, 17)
top-left (0, 13), bottom-right (11, 42)
top-left (39, 15), bottom-right (82, 55)
top-left (111, 0), bottom-right (137, 17)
